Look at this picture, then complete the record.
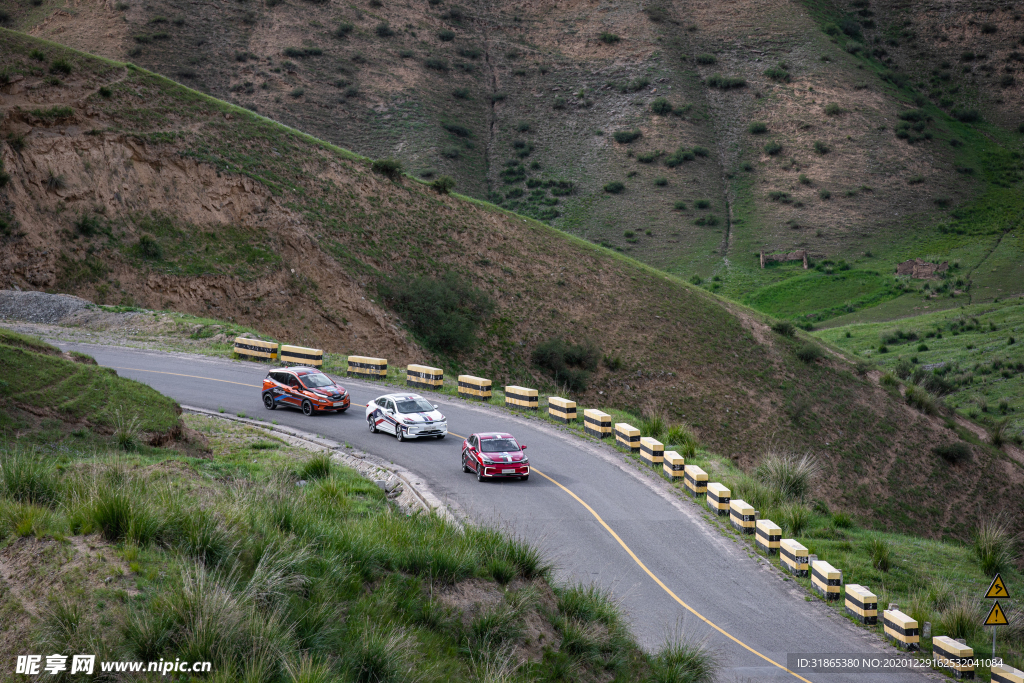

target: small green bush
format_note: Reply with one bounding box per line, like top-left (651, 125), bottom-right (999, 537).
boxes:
top-left (818, 188), bottom-right (831, 199)
top-left (748, 121), bottom-right (767, 134)
top-left (441, 121), bottom-right (471, 137)
top-left (50, 58), bottom-right (73, 76)
top-left (933, 442), bottom-right (971, 464)
top-left (136, 235), bottom-right (162, 260)
top-left (603, 181), bottom-right (625, 194)
top-left (764, 141), bottom-right (782, 155)
top-left (531, 338), bottom-right (599, 392)
top-left (654, 176), bottom-right (668, 186)
top-left (795, 344), bottom-right (822, 363)
top-left (813, 140), bottom-right (830, 155)
top-left (458, 47), bottom-right (482, 59)
top-left (598, 32), bottom-right (620, 44)
top-left (673, 201), bottom-right (687, 210)
top-left (650, 97), bottom-right (673, 115)
top-left (438, 29), bottom-right (456, 41)
top-left (824, 103), bottom-right (843, 116)
top-left (779, 504), bottom-right (810, 536)
top-left (379, 273), bottom-right (494, 354)
top-left (771, 320), bottom-right (795, 337)
top-left (371, 158), bottom-right (404, 179)
top-left (375, 22), bottom-right (395, 37)
top-left (972, 517), bottom-right (1019, 575)
top-left (432, 175), bottom-right (456, 194)
top-left (299, 454), bottom-right (332, 480)
top-left (764, 66), bottom-right (790, 82)
top-left (695, 53), bottom-right (717, 65)
top-left (613, 129), bottom-right (642, 144)
top-left (869, 538), bottom-right (892, 572)
top-left (832, 512), bottom-right (853, 529)
top-left (451, 87), bottom-right (470, 99)
top-left (694, 199), bottom-right (710, 209)
top-left (334, 22), bottom-right (354, 37)
top-left (425, 57), bottom-right (449, 71)
top-left (706, 74), bottom-right (745, 89)
top-left (664, 147), bottom-right (695, 167)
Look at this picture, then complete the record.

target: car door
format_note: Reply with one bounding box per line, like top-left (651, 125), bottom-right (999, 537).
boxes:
top-left (467, 436), bottom-right (480, 470)
top-left (285, 375), bottom-right (303, 406)
top-left (383, 399), bottom-right (398, 434)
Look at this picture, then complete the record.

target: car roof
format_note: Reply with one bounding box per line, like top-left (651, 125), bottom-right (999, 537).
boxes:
top-left (477, 432), bottom-right (515, 439)
top-left (273, 367), bottom-right (327, 376)
top-left (381, 393), bottom-right (427, 400)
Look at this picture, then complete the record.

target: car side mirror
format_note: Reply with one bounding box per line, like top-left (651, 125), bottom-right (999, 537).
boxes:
top-left (432, 404), bottom-right (438, 409)
top-left (521, 445), bottom-right (527, 450)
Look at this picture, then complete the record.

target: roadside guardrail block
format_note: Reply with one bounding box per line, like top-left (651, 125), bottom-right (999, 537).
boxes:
top-left (811, 560), bottom-right (842, 601)
top-left (614, 423), bottom-right (640, 452)
top-left (548, 397), bottom-right (577, 422)
top-left (347, 355), bottom-right (386, 378)
top-left (844, 584), bottom-right (877, 624)
top-left (755, 519), bottom-right (781, 555)
top-left (883, 609), bottom-right (919, 651)
top-left (458, 375), bottom-right (491, 401)
top-left (663, 451), bottom-right (685, 481)
top-left (505, 386), bottom-right (538, 410)
top-left (233, 337), bottom-right (278, 361)
top-left (584, 409), bottom-right (611, 438)
top-left (992, 662), bottom-right (1024, 683)
top-left (932, 636), bottom-right (975, 679)
top-left (684, 464), bottom-right (707, 497)
top-left (281, 344), bottom-right (323, 367)
top-left (640, 437), bottom-right (664, 467)
top-left (780, 539), bottom-right (809, 577)
top-left (730, 499), bottom-right (756, 534)
top-left (706, 482), bottom-right (730, 516)
top-left (407, 364), bottom-right (442, 390)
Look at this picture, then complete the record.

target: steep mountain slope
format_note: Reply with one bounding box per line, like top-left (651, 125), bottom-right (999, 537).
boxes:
top-left (8, 0), bottom-right (1022, 321)
top-left (1, 30), bottom-right (1021, 538)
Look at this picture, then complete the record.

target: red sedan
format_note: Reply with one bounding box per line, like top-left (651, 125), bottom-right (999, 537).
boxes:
top-left (461, 432), bottom-right (530, 482)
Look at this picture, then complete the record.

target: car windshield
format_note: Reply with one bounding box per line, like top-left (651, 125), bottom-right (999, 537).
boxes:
top-left (481, 438), bottom-right (519, 453)
top-left (300, 373), bottom-right (334, 388)
top-left (396, 398), bottom-right (435, 413)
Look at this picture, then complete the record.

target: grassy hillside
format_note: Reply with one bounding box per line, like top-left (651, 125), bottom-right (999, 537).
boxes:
top-left (0, 328), bottom-right (182, 446)
top-left (816, 297), bottom-right (1024, 441)
top-left (6, 0), bottom-right (1022, 324)
top-left (2, 29), bottom-right (1022, 538)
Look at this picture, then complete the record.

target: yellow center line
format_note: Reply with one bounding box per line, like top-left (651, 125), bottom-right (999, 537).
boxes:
top-left (531, 466), bottom-right (814, 683)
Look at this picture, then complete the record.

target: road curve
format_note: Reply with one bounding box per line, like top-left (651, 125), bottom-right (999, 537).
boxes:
top-left (57, 343), bottom-right (933, 683)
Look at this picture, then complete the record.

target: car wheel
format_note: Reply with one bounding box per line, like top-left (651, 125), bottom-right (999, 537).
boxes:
top-left (477, 466), bottom-right (485, 482)
top-left (521, 475), bottom-right (529, 481)
top-left (462, 453), bottom-right (471, 473)
top-left (263, 394), bottom-right (275, 410)
top-left (368, 417), bottom-right (377, 433)
top-left (396, 426), bottom-right (405, 442)
top-left (301, 400), bottom-right (314, 416)
top-left (337, 407), bottom-right (347, 413)
top-left (436, 434), bottom-right (446, 440)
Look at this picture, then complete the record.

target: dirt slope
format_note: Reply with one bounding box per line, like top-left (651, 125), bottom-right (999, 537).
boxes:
top-left (1, 29), bottom-right (1021, 538)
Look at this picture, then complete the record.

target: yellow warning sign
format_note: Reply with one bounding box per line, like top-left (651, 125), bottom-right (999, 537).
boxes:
top-left (985, 574), bottom-right (1009, 599)
top-left (985, 601), bottom-right (1009, 626)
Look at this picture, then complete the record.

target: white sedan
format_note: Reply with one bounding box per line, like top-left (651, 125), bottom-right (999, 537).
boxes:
top-left (365, 393), bottom-right (448, 441)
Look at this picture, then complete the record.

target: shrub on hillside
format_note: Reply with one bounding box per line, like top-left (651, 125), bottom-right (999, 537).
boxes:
top-left (333, 22), bottom-right (354, 37)
top-left (764, 141), bottom-right (782, 155)
top-left (904, 384), bottom-right (937, 415)
top-left (375, 22), bottom-right (395, 37)
top-left (764, 65), bottom-right (790, 82)
top-left (613, 129), bottom-right (642, 144)
top-left (603, 181), bottom-right (625, 194)
top-left (664, 147), bottom-right (695, 167)
top-left (813, 140), bottom-right (830, 155)
top-left (438, 29), bottom-right (455, 41)
top-left (953, 108), bottom-right (981, 123)
top-left (748, 121), bottom-right (767, 134)
top-left (136, 235), bottom-right (162, 260)
top-left (706, 74), bottom-right (745, 89)
top-left (695, 53), bottom-right (717, 65)
top-left (371, 158), bottom-right (403, 180)
top-left (756, 450), bottom-right (819, 501)
top-left (425, 57), bottom-right (449, 71)
top-left (598, 32), bottom-right (620, 44)
top-left (869, 538), bottom-right (892, 572)
top-left (972, 516), bottom-right (1019, 576)
top-left (531, 338), bottom-right (599, 392)
top-left (378, 273), bottom-right (494, 355)
top-left (795, 344), bottom-right (822, 363)
top-left (50, 58), bottom-right (73, 76)
top-left (650, 97), bottom-right (673, 115)
top-left (824, 103), bottom-right (843, 116)
top-left (771, 320), bottom-right (795, 337)
top-left (666, 424), bottom-right (698, 457)
top-left (431, 175), bottom-right (456, 194)
top-left (933, 442), bottom-right (971, 464)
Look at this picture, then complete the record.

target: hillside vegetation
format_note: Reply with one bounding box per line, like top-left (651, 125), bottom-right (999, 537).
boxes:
top-left (6, 0), bottom-right (1023, 322)
top-left (1, 31), bottom-right (1022, 539)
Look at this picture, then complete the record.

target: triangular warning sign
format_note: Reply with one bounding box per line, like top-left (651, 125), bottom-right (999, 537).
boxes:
top-left (985, 601), bottom-right (1009, 626)
top-left (985, 574), bottom-right (1010, 599)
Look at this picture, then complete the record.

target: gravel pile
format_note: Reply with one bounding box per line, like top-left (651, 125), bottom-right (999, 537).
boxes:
top-left (0, 290), bottom-right (94, 324)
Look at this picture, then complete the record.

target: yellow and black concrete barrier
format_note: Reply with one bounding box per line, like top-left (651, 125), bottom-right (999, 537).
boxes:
top-left (584, 409), bottom-right (611, 438)
top-left (406, 364), bottom-right (442, 390)
top-left (844, 584), bottom-right (877, 624)
top-left (811, 560), bottom-right (842, 601)
top-left (781, 539), bottom-right (809, 577)
top-left (640, 437), bottom-right (664, 468)
top-left (883, 609), bottom-right (919, 651)
top-left (663, 451), bottom-right (685, 481)
top-left (614, 423), bottom-right (641, 452)
top-left (730, 499), bottom-right (756, 534)
top-left (548, 397), bottom-right (577, 422)
top-left (281, 345), bottom-right (323, 367)
top-left (933, 636), bottom-right (974, 679)
top-left (755, 519), bottom-right (781, 555)
top-left (347, 355), bottom-right (386, 378)
top-left (993, 663), bottom-right (1024, 683)
top-left (684, 464), bottom-right (707, 497)
top-left (505, 386), bottom-right (539, 410)
top-left (458, 375), bottom-right (492, 401)
top-left (706, 482), bottom-right (730, 516)
top-left (233, 337), bottom-right (278, 361)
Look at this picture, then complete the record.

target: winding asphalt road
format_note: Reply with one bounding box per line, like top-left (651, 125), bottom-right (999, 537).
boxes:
top-left (56, 343), bottom-right (934, 682)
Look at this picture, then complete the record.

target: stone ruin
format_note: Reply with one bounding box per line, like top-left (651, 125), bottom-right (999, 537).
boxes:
top-left (895, 258), bottom-right (949, 279)
top-left (760, 250), bottom-right (808, 269)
